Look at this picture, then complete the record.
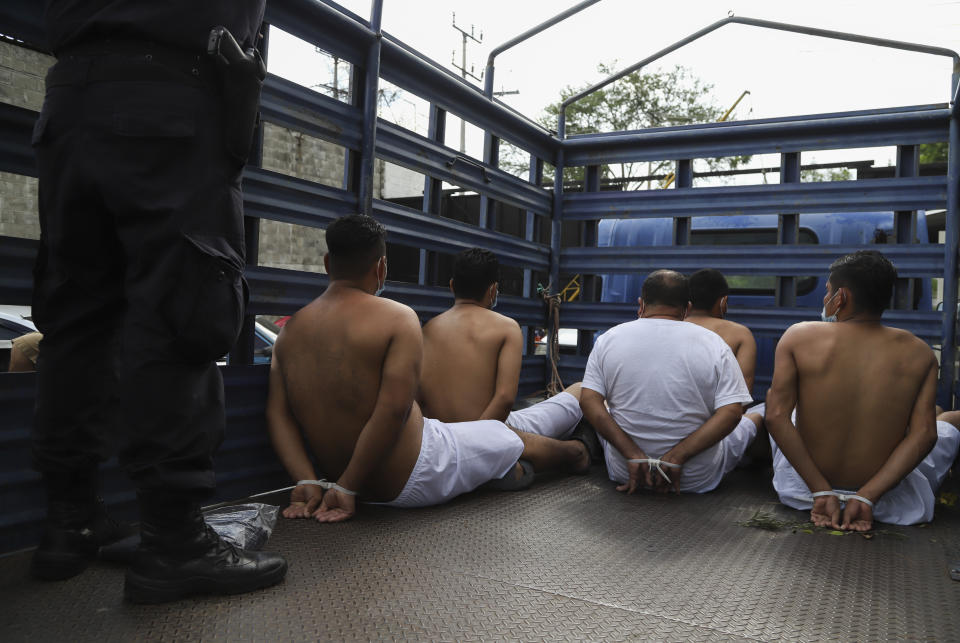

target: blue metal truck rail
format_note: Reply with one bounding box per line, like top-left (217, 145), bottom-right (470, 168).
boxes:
top-left (0, 0), bottom-right (956, 554)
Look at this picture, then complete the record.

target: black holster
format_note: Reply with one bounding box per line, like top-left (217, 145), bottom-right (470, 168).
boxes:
top-left (208, 28), bottom-right (266, 165)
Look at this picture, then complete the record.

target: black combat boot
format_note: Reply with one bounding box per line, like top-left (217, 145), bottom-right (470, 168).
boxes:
top-left (31, 470), bottom-right (136, 580)
top-left (124, 492), bottom-right (287, 604)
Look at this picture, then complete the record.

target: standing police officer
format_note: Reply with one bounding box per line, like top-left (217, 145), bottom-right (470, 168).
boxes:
top-left (31, 1), bottom-right (287, 602)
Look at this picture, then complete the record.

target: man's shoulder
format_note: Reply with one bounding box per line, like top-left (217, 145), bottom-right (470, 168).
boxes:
top-left (722, 318), bottom-right (754, 338)
top-left (375, 296), bottom-right (422, 326)
top-left (781, 320), bottom-right (827, 342)
top-left (882, 324), bottom-right (935, 357)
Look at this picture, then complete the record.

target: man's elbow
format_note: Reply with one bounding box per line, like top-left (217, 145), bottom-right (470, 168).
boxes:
top-left (493, 395), bottom-right (515, 421)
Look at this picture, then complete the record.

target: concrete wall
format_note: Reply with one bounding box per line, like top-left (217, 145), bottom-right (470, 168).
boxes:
top-left (0, 41), bottom-right (424, 275)
top-left (0, 41), bottom-right (52, 240)
top-left (257, 122), bottom-right (344, 273)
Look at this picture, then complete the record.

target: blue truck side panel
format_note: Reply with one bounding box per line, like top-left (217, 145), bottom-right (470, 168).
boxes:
top-left (597, 212), bottom-right (934, 398)
top-left (0, 0), bottom-right (954, 553)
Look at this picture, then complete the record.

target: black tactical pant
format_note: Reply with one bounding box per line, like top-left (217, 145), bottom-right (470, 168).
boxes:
top-left (31, 47), bottom-right (248, 498)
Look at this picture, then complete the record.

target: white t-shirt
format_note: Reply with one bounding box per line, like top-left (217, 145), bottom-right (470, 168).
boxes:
top-left (582, 318), bottom-right (752, 491)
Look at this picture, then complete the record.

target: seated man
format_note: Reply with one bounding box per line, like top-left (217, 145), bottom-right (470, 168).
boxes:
top-left (686, 269), bottom-right (757, 393)
top-left (419, 248), bottom-right (582, 439)
top-left (766, 250), bottom-right (960, 530)
top-left (266, 215), bottom-right (588, 522)
top-left (580, 270), bottom-right (757, 494)
top-left (9, 331), bottom-right (42, 372)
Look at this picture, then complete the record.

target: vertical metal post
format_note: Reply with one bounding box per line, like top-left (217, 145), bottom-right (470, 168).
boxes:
top-left (938, 105), bottom-right (959, 408)
top-left (550, 149), bottom-right (564, 295)
top-left (579, 164), bottom-right (601, 304)
top-left (522, 154), bottom-right (543, 355)
top-left (419, 104), bottom-right (447, 286)
top-left (776, 152), bottom-right (801, 308)
top-left (547, 146), bottom-right (564, 387)
top-left (230, 21), bottom-right (270, 366)
top-left (478, 135), bottom-right (499, 230)
top-left (672, 159), bottom-right (692, 245)
top-left (522, 154), bottom-right (543, 298)
top-left (893, 145), bottom-right (918, 309)
top-left (343, 64), bottom-right (364, 192)
top-left (357, 0), bottom-right (384, 216)
top-left (576, 164), bottom-right (600, 356)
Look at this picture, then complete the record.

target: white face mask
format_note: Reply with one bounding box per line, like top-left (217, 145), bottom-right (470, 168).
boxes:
top-left (821, 290), bottom-right (841, 322)
top-left (374, 260), bottom-right (386, 297)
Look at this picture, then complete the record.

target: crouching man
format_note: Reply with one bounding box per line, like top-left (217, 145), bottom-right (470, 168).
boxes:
top-left (765, 250), bottom-right (960, 530)
top-left (266, 215), bottom-right (587, 522)
top-left (580, 270), bottom-right (757, 494)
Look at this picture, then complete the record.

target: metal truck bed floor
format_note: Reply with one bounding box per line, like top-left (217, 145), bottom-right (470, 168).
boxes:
top-left (2, 467), bottom-right (959, 642)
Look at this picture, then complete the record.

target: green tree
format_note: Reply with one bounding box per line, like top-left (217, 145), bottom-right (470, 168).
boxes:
top-left (502, 64), bottom-right (750, 188)
top-left (801, 168), bottom-right (851, 182)
top-left (919, 141), bottom-right (947, 164)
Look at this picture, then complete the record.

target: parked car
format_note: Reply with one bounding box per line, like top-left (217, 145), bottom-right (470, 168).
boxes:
top-left (0, 305), bottom-right (277, 369)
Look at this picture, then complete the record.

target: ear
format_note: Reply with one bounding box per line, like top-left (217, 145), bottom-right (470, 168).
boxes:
top-left (323, 253), bottom-right (331, 274)
top-left (449, 278), bottom-right (455, 295)
top-left (637, 297), bottom-right (644, 318)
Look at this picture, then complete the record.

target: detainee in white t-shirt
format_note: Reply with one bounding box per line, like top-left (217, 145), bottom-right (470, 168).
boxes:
top-left (580, 270), bottom-right (759, 494)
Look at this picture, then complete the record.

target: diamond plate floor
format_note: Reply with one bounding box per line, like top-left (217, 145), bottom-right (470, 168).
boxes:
top-left (2, 467), bottom-right (959, 642)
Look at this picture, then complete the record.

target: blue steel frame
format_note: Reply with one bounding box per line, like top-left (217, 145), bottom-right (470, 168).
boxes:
top-left (0, 1), bottom-right (955, 398)
top-left (552, 15), bottom-right (960, 408)
top-left (0, 0), bottom-right (957, 550)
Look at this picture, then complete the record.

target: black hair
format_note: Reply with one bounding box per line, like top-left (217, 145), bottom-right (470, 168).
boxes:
top-left (689, 269), bottom-right (729, 310)
top-left (452, 248), bottom-right (499, 301)
top-left (641, 270), bottom-right (690, 309)
top-left (325, 214), bottom-right (386, 279)
top-left (827, 250), bottom-right (897, 315)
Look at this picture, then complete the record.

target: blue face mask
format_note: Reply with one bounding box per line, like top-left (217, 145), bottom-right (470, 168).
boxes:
top-left (821, 290), bottom-right (840, 322)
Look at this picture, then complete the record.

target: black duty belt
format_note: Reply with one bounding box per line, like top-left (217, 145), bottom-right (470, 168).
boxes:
top-left (50, 39), bottom-right (217, 86)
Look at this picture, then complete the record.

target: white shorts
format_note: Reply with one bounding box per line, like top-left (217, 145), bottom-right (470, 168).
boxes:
top-left (505, 391), bottom-right (582, 440)
top-left (770, 420), bottom-right (960, 525)
top-left (600, 413), bottom-right (758, 493)
top-left (383, 417), bottom-right (524, 508)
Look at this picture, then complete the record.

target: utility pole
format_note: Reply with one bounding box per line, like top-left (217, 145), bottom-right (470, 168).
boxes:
top-left (451, 12), bottom-right (482, 152)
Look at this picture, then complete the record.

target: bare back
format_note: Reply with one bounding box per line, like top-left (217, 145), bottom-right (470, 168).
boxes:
top-left (420, 304), bottom-right (522, 422)
top-left (273, 288), bottom-right (423, 501)
top-left (778, 321), bottom-right (936, 488)
top-left (686, 314), bottom-right (757, 391)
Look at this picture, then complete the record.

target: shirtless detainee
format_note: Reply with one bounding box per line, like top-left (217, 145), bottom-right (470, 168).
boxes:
top-left (766, 250), bottom-right (960, 531)
top-left (581, 270), bottom-right (756, 495)
top-left (266, 215), bottom-right (588, 522)
top-left (686, 269), bottom-right (758, 393)
top-left (419, 248), bottom-right (582, 439)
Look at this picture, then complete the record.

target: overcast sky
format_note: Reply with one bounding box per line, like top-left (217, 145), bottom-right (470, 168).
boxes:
top-left (269, 0), bottom-right (960, 173)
